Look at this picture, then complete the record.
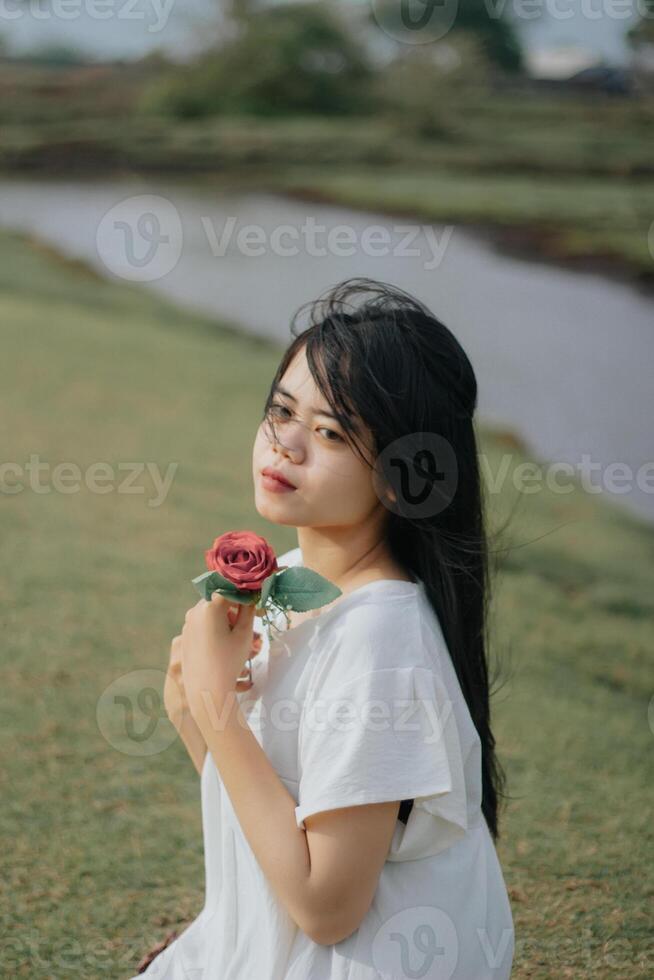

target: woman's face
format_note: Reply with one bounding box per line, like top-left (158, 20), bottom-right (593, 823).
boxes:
top-left (252, 346), bottom-right (383, 529)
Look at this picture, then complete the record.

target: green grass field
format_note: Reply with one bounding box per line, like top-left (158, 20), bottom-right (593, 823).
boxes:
top-left (1, 228), bottom-right (652, 977)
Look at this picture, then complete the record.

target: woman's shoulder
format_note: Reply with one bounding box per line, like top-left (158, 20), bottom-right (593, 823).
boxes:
top-left (274, 546), bottom-right (450, 676)
top-left (308, 584), bottom-right (430, 690)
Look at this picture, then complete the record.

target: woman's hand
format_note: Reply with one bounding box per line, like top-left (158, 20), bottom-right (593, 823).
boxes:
top-left (163, 635), bottom-right (189, 732)
top-left (165, 621), bottom-right (263, 731)
top-left (236, 620), bottom-right (263, 691)
top-left (180, 595), bottom-right (259, 732)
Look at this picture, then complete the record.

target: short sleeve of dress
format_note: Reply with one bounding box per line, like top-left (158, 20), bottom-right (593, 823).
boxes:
top-left (294, 604), bottom-right (471, 859)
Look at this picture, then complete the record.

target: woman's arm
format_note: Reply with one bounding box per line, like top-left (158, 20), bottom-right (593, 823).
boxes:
top-left (181, 596), bottom-right (398, 944)
top-left (164, 632), bottom-right (261, 777)
top-left (164, 636), bottom-right (207, 775)
top-left (193, 689), bottom-right (399, 945)
top-left (176, 712), bottom-right (207, 776)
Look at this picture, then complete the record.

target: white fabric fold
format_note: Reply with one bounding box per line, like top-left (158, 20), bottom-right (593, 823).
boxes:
top-left (294, 664), bottom-right (471, 861)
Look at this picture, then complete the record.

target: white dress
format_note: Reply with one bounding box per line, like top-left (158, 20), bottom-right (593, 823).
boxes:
top-left (129, 546), bottom-right (514, 979)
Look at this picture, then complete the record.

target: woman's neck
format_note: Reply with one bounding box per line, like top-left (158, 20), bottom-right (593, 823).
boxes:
top-left (295, 528), bottom-right (413, 590)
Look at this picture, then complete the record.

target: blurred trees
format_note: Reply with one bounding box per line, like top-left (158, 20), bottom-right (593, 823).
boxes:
top-left (140, 0), bottom-right (523, 120)
top-left (628, 0), bottom-right (654, 46)
top-left (371, 0), bottom-right (522, 74)
top-left (141, 2), bottom-right (375, 119)
top-left (627, 1), bottom-right (654, 90)
top-left (372, 36), bottom-right (494, 139)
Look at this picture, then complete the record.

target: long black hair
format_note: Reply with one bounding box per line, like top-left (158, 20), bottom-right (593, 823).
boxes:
top-left (262, 277), bottom-right (512, 842)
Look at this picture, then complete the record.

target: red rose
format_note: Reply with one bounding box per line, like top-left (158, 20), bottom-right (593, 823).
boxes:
top-left (205, 530), bottom-right (278, 592)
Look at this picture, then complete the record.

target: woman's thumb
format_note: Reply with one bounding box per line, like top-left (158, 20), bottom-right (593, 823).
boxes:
top-left (235, 602), bottom-right (256, 631)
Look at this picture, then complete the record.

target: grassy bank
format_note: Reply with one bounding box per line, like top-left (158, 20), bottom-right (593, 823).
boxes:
top-left (1, 229), bottom-right (652, 977)
top-left (1, 62), bottom-right (653, 282)
top-left (269, 165), bottom-right (654, 284)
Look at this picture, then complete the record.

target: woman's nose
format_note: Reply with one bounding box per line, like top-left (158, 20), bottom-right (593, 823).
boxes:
top-left (274, 440), bottom-right (302, 463)
top-left (272, 423), bottom-right (305, 461)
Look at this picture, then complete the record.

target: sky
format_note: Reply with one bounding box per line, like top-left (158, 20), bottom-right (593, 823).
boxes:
top-left (0, 0), bottom-right (643, 66)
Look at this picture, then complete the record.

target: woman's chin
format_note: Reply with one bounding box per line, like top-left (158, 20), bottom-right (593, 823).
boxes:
top-left (254, 494), bottom-right (298, 526)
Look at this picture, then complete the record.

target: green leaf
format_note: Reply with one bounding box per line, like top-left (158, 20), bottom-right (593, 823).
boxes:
top-left (272, 567), bottom-right (342, 612)
top-left (214, 590), bottom-right (257, 605)
top-left (259, 570), bottom-right (278, 608)
top-left (191, 570), bottom-right (255, 604)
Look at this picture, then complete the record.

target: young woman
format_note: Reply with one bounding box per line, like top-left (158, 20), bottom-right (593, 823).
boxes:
top-left (133, 278), bottom-right (515, 979)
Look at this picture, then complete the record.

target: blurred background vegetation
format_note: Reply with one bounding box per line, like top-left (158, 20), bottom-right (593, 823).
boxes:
top-left (1, 0), bottom-right (653, 280)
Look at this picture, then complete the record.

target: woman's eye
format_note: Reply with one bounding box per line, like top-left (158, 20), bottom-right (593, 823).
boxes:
top-left (268, 402), bottom-right (342, 442)
top-left (318, 427), bottom-right (343, 443)
top-left (268, 402), bottom-right (291, 419)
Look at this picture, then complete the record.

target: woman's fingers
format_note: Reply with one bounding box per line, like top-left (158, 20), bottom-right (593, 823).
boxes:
top-left (236, 635), bottom-right (262, 691)
top-left (235, 630), bottom-right (263, 689)
top-left (226, 605), bottom-right (240, 629)
top-left (235, 663), bottom-right (254, 691)
top-left (178, 604), bottom-right (261, 692)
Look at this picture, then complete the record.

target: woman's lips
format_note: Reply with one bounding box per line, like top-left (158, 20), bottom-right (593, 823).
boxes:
top-left (261, 470), bottom-right (297, 493)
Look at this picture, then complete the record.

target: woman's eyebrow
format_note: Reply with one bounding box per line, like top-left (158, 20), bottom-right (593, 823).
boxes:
top-left (274, 385), bottom-right (345, 422)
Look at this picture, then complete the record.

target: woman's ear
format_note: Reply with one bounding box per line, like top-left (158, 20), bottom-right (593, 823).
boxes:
top-left (373, 467), bottom-right (397, 509)
top-left (383, 484), bottom-right (397, 506)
